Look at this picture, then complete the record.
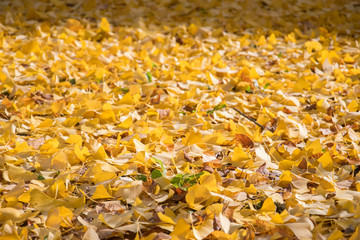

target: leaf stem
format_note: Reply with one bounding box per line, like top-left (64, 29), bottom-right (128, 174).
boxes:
top-left (232, 107), bottom-right (268, 131)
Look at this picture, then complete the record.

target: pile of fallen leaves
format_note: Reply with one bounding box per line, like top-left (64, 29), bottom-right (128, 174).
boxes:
top-left (0, 0), bottom-right (360, 239)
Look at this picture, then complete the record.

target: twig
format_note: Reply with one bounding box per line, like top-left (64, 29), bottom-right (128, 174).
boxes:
top-left (232, 107), bottom-right (268, 131)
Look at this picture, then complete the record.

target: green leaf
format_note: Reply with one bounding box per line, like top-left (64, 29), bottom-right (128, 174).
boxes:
top-left (38, 175), bottom-right (45, 180)
top-left (53, 170), bottom-right (60, 178)
top-left (207, 103), bottom-right (226, 114)
top-left (151, 169), bottom-right (163, 179)
top-left (152, 63), bottom-right (158, 68)
top-left (137, 174), bottom-right (147, 182)
top-left (120, 88), bottom-right (129, 93)
top-left (69, 79), bottom-right (76, 85)
top-left (170, 175), bottom-right (183, 188)
top-left (170, 172), bottom-right (204, 190)
top-left (263, 83), bottom-right (270, 90)
top-left (154, 157), bottom-right (165, 173)
top-left (245, 85), bottom-right (253, 93)
top-left (213, 103), bottom-right (226, 111)
top-left (146, 71), bottom-right (152, 83)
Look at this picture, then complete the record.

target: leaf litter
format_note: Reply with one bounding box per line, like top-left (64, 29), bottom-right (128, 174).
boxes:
top-left (0, 0), bottom-right (360, 239)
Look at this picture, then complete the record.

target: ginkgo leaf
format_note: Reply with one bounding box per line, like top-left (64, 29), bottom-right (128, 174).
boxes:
top-left (171, 218), bottom-right (190, 240)
top-left (193, 219), bottom-right (214, 240)
top-left (317, 152), bottom-right (333, 171)
top-left (278, 171), bottom-right (292, 187)
top-left (260, 197), bottom-right (276, 213)
top-left (199, 173), bottom-right (218, 192)
top-left (230, 145), bottom-right (251, 167)
top-left (46, 206), bottom-right (73, 228)
top-left (1, 0), bottom-right (359, 238)
top-left (93, 184), bottom-right (112, 200)
top-left (186, 184), bottom-right (211, 210)
top-left (99, 17), bottom-right (111, 32)
top-left (157, 212), bottom-right (176, 225)
top-left (66, 134), bottom-right (83, 145)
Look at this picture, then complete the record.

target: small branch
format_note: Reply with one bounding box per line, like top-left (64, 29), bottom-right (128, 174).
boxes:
top-left (232, 107), bottom-right (268, 131)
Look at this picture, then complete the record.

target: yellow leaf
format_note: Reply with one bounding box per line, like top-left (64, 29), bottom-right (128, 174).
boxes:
top-left (98, 211), bottom-right (133, 228)
top-left (63, 117), bottom-right (82, 127)
top-left (118, 92), bottom-right (140, 105)
top-left (286, 32), bottom-right (296, 43)
top-left (93, 184), bottom-right (112, 200)
top-left (0, 208), bottom-right (36, 223)
top-left (182, 130), bottom-right (202, 146)
top-left (93, 172), bottom-right (117, 184)
top-left (113, 181), bottom-right (142, 204)
top-left (188, 23), bottom-right (198, 36)
top-left (257, 35), bottom-right (266, 46)
top-left (304, 40), bottom-right (323, 52)
top-left (10, 141), bottom-right (31, 154)
top-left (94, 146), bottom-right (108, 160)
top-left (51, 101), bottom-right (64, 115)
top-left (193, 219), bottom-right (214, 240)
top-left (66, 134), bottom-right (83, 145)
top-left (293, 77), bottom-right (311, 91)
top-left (99, 110), bottom-right (116, 124)
top-left (95, 67), bottom-right (111, 80)
top-left (74, 144), bottom-right (85, 161)
top-left (186, 184), bottom-right (211, 210)
top-left (18, 191), bottom-right (31, 203)
top-left (202, 132), bottom-right (226, 145)
top-left (318, 152), bottom-right (333, 171)
top-left (260, 197), bottom-right (276, 213)
top-left (86, 100), bottom-right (102, 110)
top-left (21, 40), bottom-right (40, 54)
top-left (52, 150), bottom-right (68, 170)
top-left (6, 165), bottom-right (37, 183)
top-left (350, 226), bottom-right (360, 240)
top-left (339, 200), bottom-right (355, 213)
top-left (199, 173), bottom-right (218, 192)
top-left (48, 179), bottom-right (68, 198)
top-left (271, 213), bottom-right (283, 224)
top-left (38, 118), bottom-right (54, 128)
top-left (302, 114), bottom-right (313, 125)
top-left (0, 71), bottom-right (6, 83)
top-left (211, 231), bottom-right (233, 240)
top-left (230, 145), bottom-right (251, 167)
top-left (157, 212), bottom-right (176, 225)
top-left (245, 184), bottom-right (257, 195)
top-left (46, 206), bottom-right (73, 228)
top-left (278, 171), bottom-right (292, 187)
top-left (205, 204), bottom-right (224, 217)
top-left (65, 18), bottom-right (82, 32)
top-left (343, 53), bottom-right (355, 63)
top-left (347, 100), bottom-right (359, 112)
top-left (273, 118), bottom-right (289, 137)
top-left (249, 67), bottom-right (259, 79)
top-left (306, 139), bottom-right (323, 155)
top-left (99, 17), bottom-right (111, 32)
top-left (30, 188), bottom-right (85, 211)
top-left (171, 218), bottom-right (190, 240)
top-left (328, 229), bottom-right (344, 240)
top-left (121, 36), bottom-right (132, 45)
top-left (118, 117), bottom-right (132, 129)
top-left (268, 33), bottom-right (277, 45)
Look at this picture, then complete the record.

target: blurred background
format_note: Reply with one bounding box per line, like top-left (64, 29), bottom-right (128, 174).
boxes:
top-left (1, 0), bottom-right (359, 36)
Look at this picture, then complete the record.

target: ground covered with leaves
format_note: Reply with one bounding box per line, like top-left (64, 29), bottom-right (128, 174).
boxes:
top-left (0, 0), bottom-right (360, 239)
